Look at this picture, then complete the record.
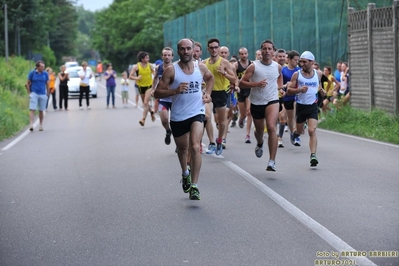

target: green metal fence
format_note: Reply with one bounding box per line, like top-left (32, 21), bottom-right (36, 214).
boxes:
top-left (164, 0), bottom-right (392, 67)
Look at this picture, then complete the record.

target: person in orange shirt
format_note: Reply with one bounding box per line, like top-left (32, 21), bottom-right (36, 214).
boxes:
top-left (46, 67), bottom-right (57, 110)
top-left (96, 60), bottom-right (103, 81)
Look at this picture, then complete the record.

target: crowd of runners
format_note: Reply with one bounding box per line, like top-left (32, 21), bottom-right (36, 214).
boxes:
top-left (130, 38), bottom-right (351, 200)
top-left (27, 37), bottom-right (350, 201)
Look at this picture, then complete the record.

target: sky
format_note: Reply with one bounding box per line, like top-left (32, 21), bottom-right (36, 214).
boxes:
top-left (76, 0), bottom-right (113, 12)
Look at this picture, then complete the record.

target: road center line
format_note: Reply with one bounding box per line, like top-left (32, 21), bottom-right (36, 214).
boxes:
top-left (223, 160), bottom-right (378, 266)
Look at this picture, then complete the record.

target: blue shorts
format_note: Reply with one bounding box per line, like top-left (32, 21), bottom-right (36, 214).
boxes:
top-left (29, 92), bottom-right (48, 111)
top-left (158, 100), bottom-right (172, 112)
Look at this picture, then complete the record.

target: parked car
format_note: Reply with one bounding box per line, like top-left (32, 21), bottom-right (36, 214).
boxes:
top-left (65, 61), bottom-right (79, 68)
top-left (65, 66), bottom-right (97, 98)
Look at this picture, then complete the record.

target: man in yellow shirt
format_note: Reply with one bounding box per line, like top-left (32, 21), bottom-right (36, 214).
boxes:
top-left (130, 51), bottom-right (156, 126)
top-left (204, 38), bottom-right (237, 155)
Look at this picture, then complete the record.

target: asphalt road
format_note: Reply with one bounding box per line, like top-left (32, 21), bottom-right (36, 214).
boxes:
top-left (0, 81), bottom-right (398, 266)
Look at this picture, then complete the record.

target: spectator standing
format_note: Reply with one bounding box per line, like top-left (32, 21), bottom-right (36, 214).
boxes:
top-left (121, 71), bottom-right (130, 108)
top-left (104, 63), bottom-right (117, 108)
top-left (58, 65), bottom-right (69, 110)
top-left (26, 61), bottom-right (49, 131)
top-left (46, 67), bottom-right (57, 110)
top-left (96, 61), bottom-right (103, 81)
top-left (78, 61), bottom-right (92, 110)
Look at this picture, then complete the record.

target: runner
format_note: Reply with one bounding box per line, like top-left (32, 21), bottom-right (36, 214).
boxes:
top-left (234, 47), bottom-right (253, 143)
top-left (152, 47), bottom-right (174, 145)
top-left (281, 50), bottom-right (301, 145)
top-left (204, 38), bottom-right (237, 155)
top-left (275, 49), bottom-right (287, 147)
top-left (240, 40), bottom-right (284, 171)
top-left (154, 38), bottom-right (214, 200)
top-left (130, 51), bottom-right (156, 126)
top-left (287, 51), bottom-right (322, 167)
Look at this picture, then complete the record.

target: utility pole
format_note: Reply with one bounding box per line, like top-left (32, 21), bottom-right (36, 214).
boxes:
top-left (4, 4), bottom-right (9, 62)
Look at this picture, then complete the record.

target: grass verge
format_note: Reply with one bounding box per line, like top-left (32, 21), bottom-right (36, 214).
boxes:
top-left (0, 57), bottom-right (31, 141)
top-left (318, 105), bottom-right (399, 145)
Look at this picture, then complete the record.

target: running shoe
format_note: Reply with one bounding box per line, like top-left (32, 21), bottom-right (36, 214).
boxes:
top-left (206, 143), bottom-right (216, 154)
top-left (231, 121), bottom-right (236, 127)
top-left (232, 111), bottom-right (238, 122)
top-left (29, 126), bottom-right (33, 132)
top-left (238, 119), bottom-right (244, 128)
top-left (151, 111), bottom-right (156, 122)
top-left (255, 145), bottom-right (263, 158)
top-left (290, 133), bottom-right (296, 146)
top-left (215, 142), bottom-right (223, 156)
top-left (278, 138), bottom-right (284, 148)
top-left (181, 168), bottom-right (191, 193)
top-left (39, 125), bottom-right (43, 131)
top-left (222, 139), bottom-right (226, 149)
top-left (189, 186), bottom-right (200, 200)
top-left (139, 119), bottom-right (145, 126)
top-left (245, 135), bottom-right (251, 144)
top-left (284, 125), bottom-right (288, 132)
top-left (79, 106), bottom-right (83, 110)
top-left (310, 153), bottom-right (318, 167)
top-left (266, 160), bottom-right (276, 171)
top-left (294, 137), bottom-right (301, 146)
top-left (165, 131), bottom-right (171, 145)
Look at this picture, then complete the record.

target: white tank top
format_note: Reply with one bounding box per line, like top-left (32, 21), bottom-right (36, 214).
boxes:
top-left (170, 61), bottom-right (205, 122)
top-left (249, 60), bottom-right (279, 105)
top-left (340, 71), bottom-right (347, 93)
top-left (296, 69), bottom-right (319, 105)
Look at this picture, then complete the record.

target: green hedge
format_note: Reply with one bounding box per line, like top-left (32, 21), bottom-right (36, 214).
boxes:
top-left (0, 57), bottom-right (31, 141)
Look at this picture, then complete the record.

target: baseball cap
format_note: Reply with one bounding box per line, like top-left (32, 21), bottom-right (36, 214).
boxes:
top-left (154, 60), bottom-right (162, 66)
top-left (300, 51), bottom-right (315, 61)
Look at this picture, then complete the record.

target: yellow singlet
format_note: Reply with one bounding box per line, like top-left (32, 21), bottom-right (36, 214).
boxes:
top-left (137, 63), bottom-right (152, 87)
top-left (205, 57), bottom-right (229, 91)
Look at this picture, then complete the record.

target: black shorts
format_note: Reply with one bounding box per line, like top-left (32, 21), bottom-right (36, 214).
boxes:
top-left (250, 100), bottom-right (279, 120)
top-left (283, 99), bottom-right (295, 110)
top-left (296, 103), bottom-right (318, 124)
top-left (211, 90), bottom-right (228, 108)
top-left (170, 114), bottom-right (205, 138)
top-left (237, 88), bottom-right (251, 102)
top-left (138, 85), bottom-right (152, 95)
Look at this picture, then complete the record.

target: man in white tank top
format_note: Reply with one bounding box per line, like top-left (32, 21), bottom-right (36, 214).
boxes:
top-left (239, 39), bottom-right (285, 172)
top-left (154, 38), bottom-right (214, 200)
top-left (287, 51), bottom-right (322, 167)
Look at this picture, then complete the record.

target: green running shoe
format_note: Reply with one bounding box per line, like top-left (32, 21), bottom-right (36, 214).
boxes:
top-left (189, 186), bottom-right (200, 200)
top-left (181, 168), bottom-right (191, 193)
top-left (310, 153), bottom-right (318, 167)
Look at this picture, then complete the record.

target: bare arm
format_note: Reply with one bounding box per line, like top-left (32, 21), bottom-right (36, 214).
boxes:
top-left (153, 66), bottom-right (177, 99)
top-left (218, 59), bottom-right (237, 84)
top-left (199, 63), bottom-right (214, 96)
top-left (239, 64), bottom-right (267, 88)
top-left (287, 72), bottom-right (300, 95)
top-left (277, 65), bottom-right (285, 97)
top-left (25, 80), bottom-right (31, 94)
top-left (151, 66), bottom-right (159, 93)
top-left (129, 65), bottom-right (141, 81)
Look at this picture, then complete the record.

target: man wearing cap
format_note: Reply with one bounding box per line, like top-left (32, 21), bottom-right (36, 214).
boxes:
top-left (287, 51), bottom-right (323, 167)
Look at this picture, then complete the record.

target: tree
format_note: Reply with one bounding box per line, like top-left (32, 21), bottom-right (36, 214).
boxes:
top-left (90, 0), bottom-right (222, 71)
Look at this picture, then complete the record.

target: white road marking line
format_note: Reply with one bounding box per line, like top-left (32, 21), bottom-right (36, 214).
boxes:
top-left (318, 128), bottom-right (399, 149)
top-left (1, 113), bottom-right (43, 151)
top-left (223, 161), bottom-right (378, 266)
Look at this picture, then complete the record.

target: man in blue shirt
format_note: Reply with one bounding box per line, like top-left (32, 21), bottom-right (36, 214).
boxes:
top-left (26, 61), bottom-right (49, 131)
